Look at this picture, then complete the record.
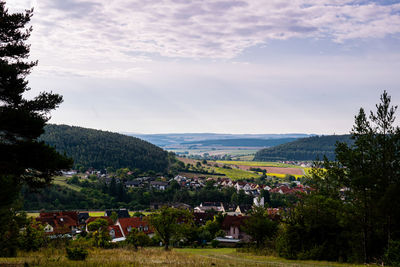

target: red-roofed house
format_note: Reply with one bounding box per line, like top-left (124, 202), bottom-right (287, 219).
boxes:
top-left (108, 225), bottom-right (124, 240)
top-left (116, 217), bottom-right (154, 238)
top-left (36, 212), bottom-right (78, 235)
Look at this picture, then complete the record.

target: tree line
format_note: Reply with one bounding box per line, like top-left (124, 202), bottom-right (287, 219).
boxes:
top-left (254, 134), bottom-right (353, 161)
top-left (40, 124), bottom-right (170, 173)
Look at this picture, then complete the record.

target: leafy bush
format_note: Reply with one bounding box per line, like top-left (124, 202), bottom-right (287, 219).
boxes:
top-left (19, 219), bottom-right (47, 251)
top-left (384, 240), bottom-right (400, 266)
top-left (211, 240), bottom-right (219, 248)
top-left (66, 247), bottom-right (88, 261)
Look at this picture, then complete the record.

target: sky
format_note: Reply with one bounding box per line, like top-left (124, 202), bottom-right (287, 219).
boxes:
top-left (7, 0), bottom-right (400, 134)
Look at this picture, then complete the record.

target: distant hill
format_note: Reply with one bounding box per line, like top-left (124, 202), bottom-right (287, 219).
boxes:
top-left (127, 133), bottom-right (312, 147)
top-left (182, 138), bottom-right (298, 147)
top-left (40, 124), bottom-right (169, 172)
top-left (253, 135), bottom-right (353, 161)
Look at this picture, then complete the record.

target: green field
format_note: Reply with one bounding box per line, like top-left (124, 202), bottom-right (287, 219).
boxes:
top-left (216, 160), bottom-right (304, 168)
top-left (0, 247), bottom-right (378, 267)
top-left (214, 167), bottom-right (261, 180)
top-left (52, 176), bottom-right (81, 192)
top-left (266, 173), bottom-right (302, 179)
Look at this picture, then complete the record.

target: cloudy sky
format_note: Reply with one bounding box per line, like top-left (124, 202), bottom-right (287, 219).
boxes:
top-left (8, 0), bottom-right (400, 134)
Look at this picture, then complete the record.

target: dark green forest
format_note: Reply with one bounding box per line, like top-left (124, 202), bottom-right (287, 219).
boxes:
top-left (40, 124), bottom-right (170, 173)
top-left (254, 135), bottom-right (353, 161)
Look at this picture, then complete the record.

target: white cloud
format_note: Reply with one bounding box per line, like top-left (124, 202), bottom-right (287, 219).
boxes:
top-left (7, 0), bottom-right (400, 66)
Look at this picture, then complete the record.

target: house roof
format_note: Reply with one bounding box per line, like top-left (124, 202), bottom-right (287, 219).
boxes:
top-left (108, 225), bottom-right (124, 239)
top-left (201, 202), bottom-right (222, 207)
top-left (237, 205), bottom-right (252, 214)
top-left (118, 217), bottom-right (153, 236)
top-left (125, 180), bottom-right (141, 186)
top-left (36, 212), bottom-right (78, 234)
top-left (39, 211), bottom-right (78, 222)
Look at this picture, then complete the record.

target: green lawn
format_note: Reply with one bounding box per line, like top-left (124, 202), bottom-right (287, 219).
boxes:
top-left (52, 176), bottom-right (81, 192)
top-left (214, 167), bottom-right (261, 180)
top-left (176, 248), bottom-right (376, 267)
top-left (216, 160), bottom-right (304, 168)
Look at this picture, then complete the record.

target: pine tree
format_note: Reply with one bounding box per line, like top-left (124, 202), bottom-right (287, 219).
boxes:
top-left (0, 1), bottom-right (72, 256)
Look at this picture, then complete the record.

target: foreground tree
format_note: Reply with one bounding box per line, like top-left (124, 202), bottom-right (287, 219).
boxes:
top-left (126, 228), bottom-right (151, 250)
top-left (147, 207), bottom-right (193, 250)
top-left (334, 91), bottom-right (400, 262)
top-left (0, 1), bottom-right (71, 256)
top-left (278, 91), bottom-right (400, 263)
top-left (242, 206), bottom-right (278, 248)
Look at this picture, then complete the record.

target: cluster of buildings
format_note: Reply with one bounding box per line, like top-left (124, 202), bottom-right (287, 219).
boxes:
top-left (34, 203), bottom-right (281, 245)
top-left (174, 175), bottom-right (309, 196)
top-left (35, 209), bottom-right (153, 242)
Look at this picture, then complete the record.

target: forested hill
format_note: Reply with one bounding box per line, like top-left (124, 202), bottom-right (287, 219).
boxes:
top-left (182, 138), bottom-right (298, 147)
top-left (253, 135), bottom-right (353, 161)
top-left (40, 124), bottom-right (169, 172)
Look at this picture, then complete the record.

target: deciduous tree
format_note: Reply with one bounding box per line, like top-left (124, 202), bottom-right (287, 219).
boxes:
top-left (147, 207), bottom-right (193, 250)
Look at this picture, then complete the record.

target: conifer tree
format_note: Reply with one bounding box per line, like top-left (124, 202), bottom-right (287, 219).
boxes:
top-left (0, 1), bottom-right (72, 256)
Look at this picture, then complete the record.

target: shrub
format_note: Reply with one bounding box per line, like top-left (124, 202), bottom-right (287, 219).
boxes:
top-left (384, 240), bottom-right (400, 266)
top-left (211, 240), bottom-right (219, 248)
top-left (66, 247), bottom-right (88, 261)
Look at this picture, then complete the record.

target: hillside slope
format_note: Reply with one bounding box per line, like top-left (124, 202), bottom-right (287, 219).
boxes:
top-left (40, 124), bottom-right (169, 172)
top-left (253, 135), bottom-right (353, 161)
top-left (182, 138), bottom-right (298, 147)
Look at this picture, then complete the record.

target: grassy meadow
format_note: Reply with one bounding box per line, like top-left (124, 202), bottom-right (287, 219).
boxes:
top-left (216, 160), bottom-right (304, 169)
top-left (52, 176), bottom-right (81, 192)
top-left (213, 167), bottom-right (261, 180)
top-left (0, 247), bottom-right (378, 267)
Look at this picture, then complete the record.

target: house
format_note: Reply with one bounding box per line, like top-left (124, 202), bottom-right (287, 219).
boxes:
top-left (235, 205), bottom-right (252, 215)
top-left (150, 202), bottom-right (192, 211)
top-left (214, 236), bottom-right (241, 247)
top-left (105, 209), bottom-right (130, 219)
top-left (36, 211), bottom-right (79, 235)
top-left (116, 217), bottom-right (154, 238)
top-left (125, 180), bottom-right (142, 188)
top-left (253, 196), bottom-right (264, 207)
top-left (222, 203), bottom-right (237, 213)
top-left (150, 181), bottom-right (169, 190)
top-left (221, 215), bottom-right (250, 241)
top-left (194, 202), bottom-right (225, 213)
top-left (108, 225), bottom-right (124, 241)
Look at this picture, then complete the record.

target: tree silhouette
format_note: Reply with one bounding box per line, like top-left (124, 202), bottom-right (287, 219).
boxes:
top-left (0, 1), bottom-right (72, 256)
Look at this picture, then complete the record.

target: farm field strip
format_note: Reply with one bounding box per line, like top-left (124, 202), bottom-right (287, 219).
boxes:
top-left (213, 167), bottom-right (261, 180)
top-left (216, 161), bottom-right (304, 168)
top-left (52, 176), bottom-right (81, 192)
